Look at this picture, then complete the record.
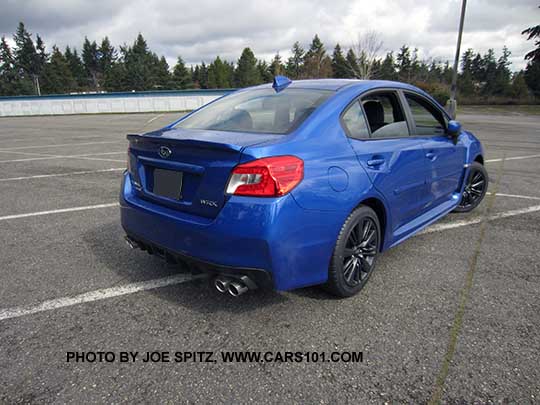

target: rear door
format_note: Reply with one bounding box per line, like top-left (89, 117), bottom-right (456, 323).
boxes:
top-left (343, 90), bottom-right (430, 233)
top-left (402, 92), bottom-right (466, 207)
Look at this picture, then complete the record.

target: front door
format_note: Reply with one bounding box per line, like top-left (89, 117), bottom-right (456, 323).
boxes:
top-left (403, 93), bottom-right (466, 207)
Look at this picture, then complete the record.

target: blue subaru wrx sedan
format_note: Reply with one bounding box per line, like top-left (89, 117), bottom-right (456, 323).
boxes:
top-left (120, 77), bottom-right (487, 297)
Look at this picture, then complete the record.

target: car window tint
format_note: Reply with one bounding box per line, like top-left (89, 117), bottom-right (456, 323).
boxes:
top-left (342, 101), bottom-right (370, 139)
top-left (405, 95), bottom-right (446, 135)
top-left (176, 88), bottom-right (333, 134)
top-left (361, 92), bottom-right (409, 138)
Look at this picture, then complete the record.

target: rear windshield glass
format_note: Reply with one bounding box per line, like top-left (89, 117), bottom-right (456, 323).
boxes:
top-left (175, 88), bottom-right (333, 134)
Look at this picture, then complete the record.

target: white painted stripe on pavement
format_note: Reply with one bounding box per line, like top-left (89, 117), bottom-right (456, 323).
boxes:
top-left (488, 192), bottom-right (540, 201)
top-left (486, 154), bottom-right (540, 163)
top-left (0, 141), bottom-right (124, 151)
top-left (0, 168), bottom-right (124, 182)
top-left (0, 274), bottom-right (203, 321)
top-left (422, 204), bottom-right (540, 234)
top-left (146, 113), bottom-right (164, 124)
top-left (0, 152), bottom-right (125, 163)
top-left (0, 203), bottom-right (118, 222)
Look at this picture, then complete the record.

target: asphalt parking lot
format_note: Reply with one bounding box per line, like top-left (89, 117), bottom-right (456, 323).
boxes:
top-left (0, 109), bottom-right (539, 404)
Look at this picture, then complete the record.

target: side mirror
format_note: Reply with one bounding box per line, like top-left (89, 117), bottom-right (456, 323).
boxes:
top-left (447, 120), bottom-right (462, 144)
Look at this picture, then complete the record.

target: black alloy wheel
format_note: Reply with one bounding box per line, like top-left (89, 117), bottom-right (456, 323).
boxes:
top-left (325, 205), bottom-right (381, 297)
top-left (454, 162), bottom-right (488, 213)
top-left (342, 217), bottom-right (378, 287)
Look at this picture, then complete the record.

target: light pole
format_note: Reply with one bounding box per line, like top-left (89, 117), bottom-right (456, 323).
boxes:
top-left (448, 0), bottom-right (467, 119)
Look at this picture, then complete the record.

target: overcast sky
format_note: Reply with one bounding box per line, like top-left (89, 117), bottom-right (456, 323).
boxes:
top-left (1, 0), bottom-right (538, 71)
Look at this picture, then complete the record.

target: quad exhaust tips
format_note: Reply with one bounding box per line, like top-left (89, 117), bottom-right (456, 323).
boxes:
top-left (214, 276), bottom-right (250, 297)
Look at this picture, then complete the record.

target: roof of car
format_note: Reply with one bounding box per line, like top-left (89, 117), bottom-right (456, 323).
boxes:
top-left (253, 78), bottom-right (420, 92)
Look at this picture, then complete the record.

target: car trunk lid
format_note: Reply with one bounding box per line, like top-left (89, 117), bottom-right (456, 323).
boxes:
top-left (127, 128), bottom-right (281, 218)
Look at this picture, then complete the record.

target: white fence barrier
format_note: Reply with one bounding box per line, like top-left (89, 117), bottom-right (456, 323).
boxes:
top-left (0, 90), bottom-right (230, 117)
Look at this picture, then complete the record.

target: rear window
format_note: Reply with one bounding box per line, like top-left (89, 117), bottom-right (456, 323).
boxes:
top-left (175, 88), bottom-right (333, 134)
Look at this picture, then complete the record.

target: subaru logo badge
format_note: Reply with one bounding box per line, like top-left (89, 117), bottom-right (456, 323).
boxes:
top-left (159, 146), bottom-right (172, 159)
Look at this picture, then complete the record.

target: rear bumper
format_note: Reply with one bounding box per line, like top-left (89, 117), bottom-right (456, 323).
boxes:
top-left (120, 172), bottom-right (344, 291)
top-left (124, 233), bottom-right (273, 289)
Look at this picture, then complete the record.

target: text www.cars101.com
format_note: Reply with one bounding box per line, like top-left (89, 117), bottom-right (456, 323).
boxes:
top-left (66, 351), bottom-right (363, 363)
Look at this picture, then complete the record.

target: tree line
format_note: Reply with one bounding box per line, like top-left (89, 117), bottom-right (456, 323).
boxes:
top-left (1, 21), bottom-right (539, 105)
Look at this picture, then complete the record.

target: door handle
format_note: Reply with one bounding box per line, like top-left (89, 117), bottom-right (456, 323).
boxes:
top-left (425, 152), bottom-right (436, 161)
top-left (367, 158), bottom-right (385, 167)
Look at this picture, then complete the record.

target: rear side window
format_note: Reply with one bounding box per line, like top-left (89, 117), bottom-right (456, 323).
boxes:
top-left (361, 92), bottom-right (409, 138)
top-left (342, 101), bottom-right (370, 139)
top-left (405, 94), bottom-right (446, 135)
top-left (175, 88), bottom-right (333, 134)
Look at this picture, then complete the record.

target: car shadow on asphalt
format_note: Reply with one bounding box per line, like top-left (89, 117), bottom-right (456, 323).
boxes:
top-left (82, 219), bottom-right (290, 314)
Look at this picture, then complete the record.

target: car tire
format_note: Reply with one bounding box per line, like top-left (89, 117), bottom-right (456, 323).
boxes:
top-left (453, 162), bottom-right (489, 213)
top-left (325, 205), bottom-right (381, 298)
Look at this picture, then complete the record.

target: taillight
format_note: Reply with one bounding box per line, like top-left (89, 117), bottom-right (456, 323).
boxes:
top-left (226, 155), bottom-right (304, 197)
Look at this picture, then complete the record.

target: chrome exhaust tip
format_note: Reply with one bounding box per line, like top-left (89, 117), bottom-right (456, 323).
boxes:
top-left (124, 236), bottom-right (139, 250)
top-left (214, 277), bottom-right (231, 294)
top-left (228, 281), bottom-right (248, 297)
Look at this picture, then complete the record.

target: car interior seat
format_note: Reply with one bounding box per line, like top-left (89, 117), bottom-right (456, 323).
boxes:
top-left (363, 100), bottom-right (386, 133)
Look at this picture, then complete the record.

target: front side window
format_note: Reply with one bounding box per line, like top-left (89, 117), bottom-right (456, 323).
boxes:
top-left (361, 92), bottom-right (409, 138)
top-left (175, 88), bottom-right (333, 134)
top-left (342, 101), bottom-right (370, 140)
top-left (405, 94), bottom-right (446, 136)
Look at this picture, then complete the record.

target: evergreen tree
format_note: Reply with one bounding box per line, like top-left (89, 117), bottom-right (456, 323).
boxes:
top-left (510, 71), bottom-right (529, 99)
top-left (35, 35), bottom-right (48, 75)
top-left (269, 53), bottom-right (285, 76)
top-left (98, 36), bottom-right (116, 83)
top-left (172, 56), bottom-right (193, 89)
top-left (345, 49), bottom-right (359, 79)
top-left (493, 46), bottom-right (512, 96)
top-left (0, 36), bottom-right (32, 95)
top-left (121, 33), bottom-right (162, 90)
top-left (235, 48), bottom-right (261, 87)
top-left (257, 60), bottom-right (273, 83)
top-left (303, 34), bottom-right (332, 78)
top-left (481, 49), bottom-right (498, 95)
top-left (41, 46), bottom-right (75, 94)
top-left (459, 48), bottom-right (475, 96)
top-left (396, 45), bottom-right (412, 82)
top-left (199, 62), bottom-right (209, 89)
top-left (377, 52), bottom-right (396, 80)
top-left (470, 53), bottom-right (485, 82)
top-left (13, 22), bottom-right (41, 94)
top-left (82, 37), bottom-right (99, 89)
top-left (208, 56), bottom-right (233, 88)
top-left (103, 61), bottom-right (127, 91)
top-left (64, 47), bottom-right (86, 90)
top-left (522, 10), bottom-right (540, 96)
top-left (286, 41), bottom-right (304, 79)
top-left (331, 44), bottom-right (348, 78)
top-left (522, 9), bottom-right (540, 63)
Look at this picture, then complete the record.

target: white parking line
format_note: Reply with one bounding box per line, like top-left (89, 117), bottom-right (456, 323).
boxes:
top-left (0, 141), bottom-right (124, 151)
top-left (0, 152), bottom-right (125, 163)
top-left (146, 113), bottom-right (164, 124)
top-left (488, 192), bottom-right (540, 201)
top-left (0, 168), bottom-right (124, 182)
top-left (486, 154), bottom-right (540, 163)
top-left (422, 204), bottom-right (540, 234)
top-left (0, 203), bottom-right (118, 222)
top-left (0, 274), bottom-right (204, 321)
